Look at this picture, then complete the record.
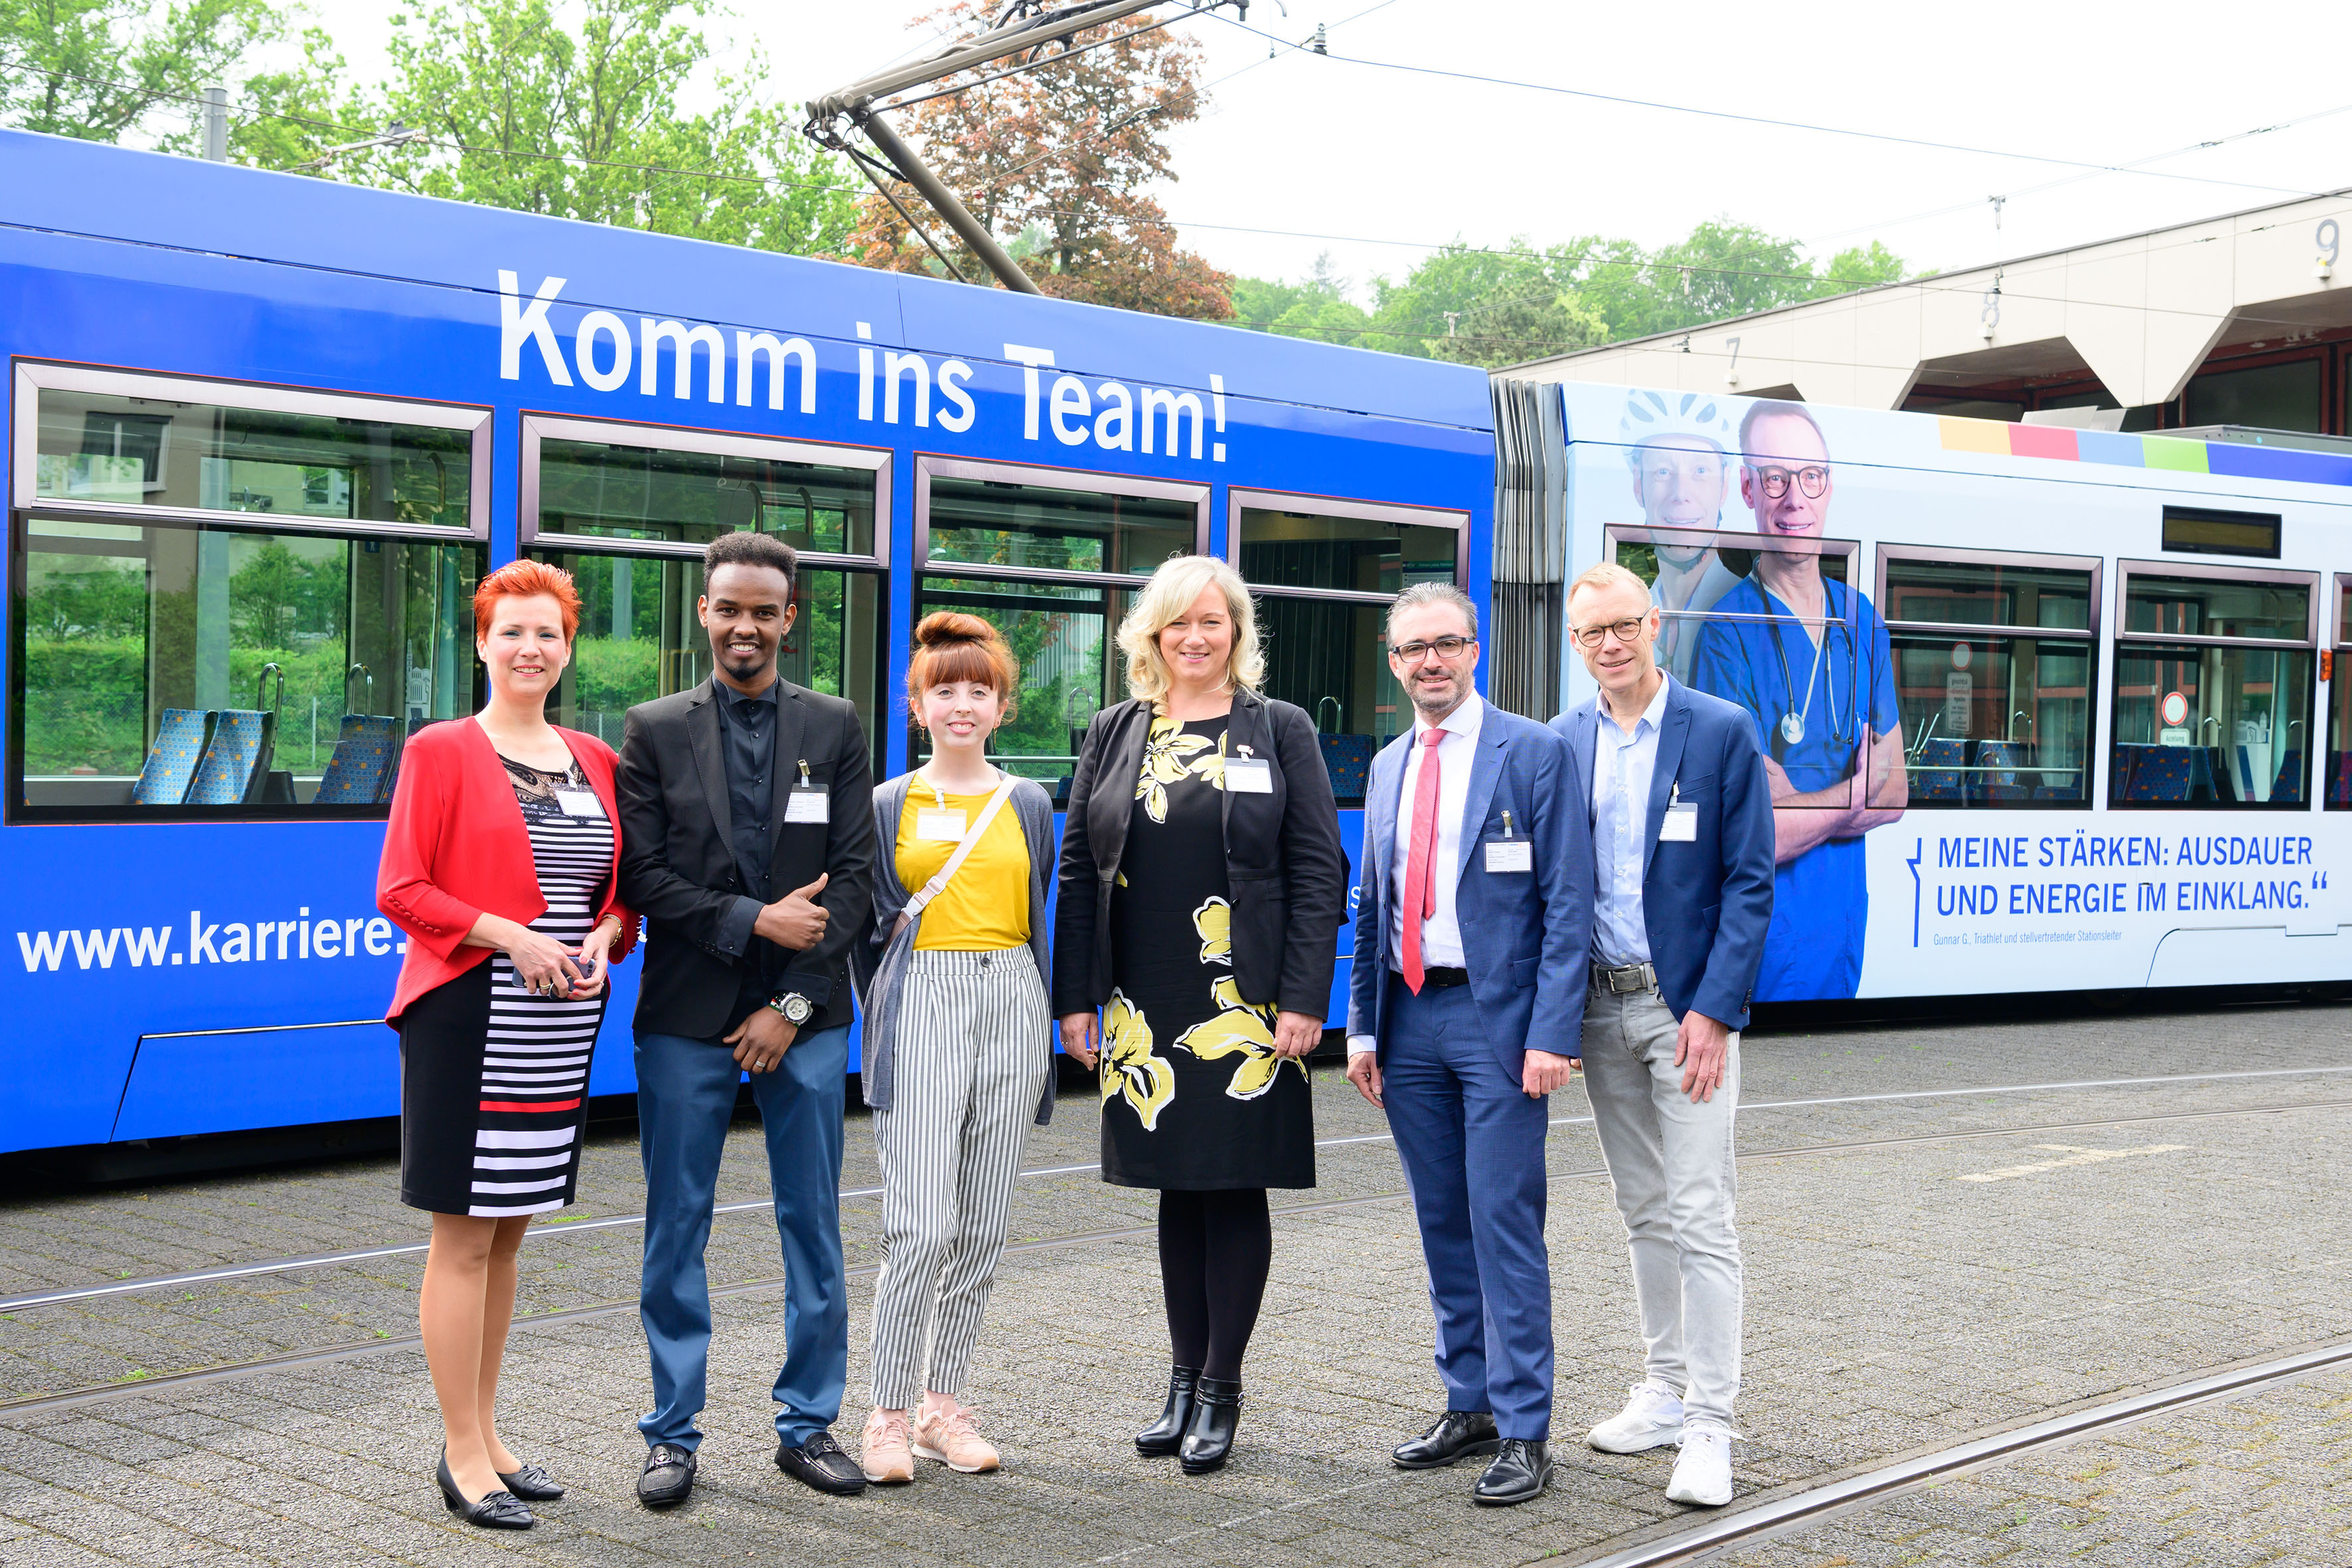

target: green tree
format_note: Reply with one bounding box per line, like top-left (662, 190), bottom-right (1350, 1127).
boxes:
top-left (0, 0), bottom-right (279, 144)
top-left (1366, 242), bottom-right (1608, 366)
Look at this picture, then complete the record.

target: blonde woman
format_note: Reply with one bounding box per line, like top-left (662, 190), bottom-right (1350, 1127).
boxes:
top-left (1052, 554), bottom-right (1345, 1474)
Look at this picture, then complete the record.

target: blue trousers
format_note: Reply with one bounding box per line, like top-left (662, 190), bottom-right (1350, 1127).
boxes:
top-left (635, 1024), bottom-right (849, 1450)
top-left (1380, 977), bottom-right (1555, 1440)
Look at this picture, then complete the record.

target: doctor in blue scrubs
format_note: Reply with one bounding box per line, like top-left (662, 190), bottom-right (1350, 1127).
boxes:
top-left (1691, 402), bottom-right (1905, 1001)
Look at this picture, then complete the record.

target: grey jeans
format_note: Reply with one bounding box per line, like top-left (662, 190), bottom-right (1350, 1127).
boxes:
top-left (1581, 979), bottom-right (1743, 1428)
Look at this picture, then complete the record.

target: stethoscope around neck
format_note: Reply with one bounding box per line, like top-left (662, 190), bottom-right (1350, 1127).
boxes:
top-left (1758, 577), bottom-right (1857, 761)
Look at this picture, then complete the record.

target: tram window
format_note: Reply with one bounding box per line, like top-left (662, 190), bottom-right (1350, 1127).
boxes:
top-left (1235, 507), bottom-right (1457, 595)
top-left (528, 549), bottom-right (885, 775)
top-left (13, 518), bottom-right (481, 819)
top-left (2325, 578), bottom-right (2352, 809)
top-left (2110, 645), bottom-right (2312, 808)
top-left (1891, 635), bottom-right (2091, 806)
top-left (2124, 575), bottom-right (2307, 640)
top-left (1255, 596), bottom-right (1393, 806)
top-left (535, 437), bottom-right (875, 556)
top-left (912, 575), bottom-right (1131, 797)
top-left (1883, 558), bottom-right (2090, 630)
top-left (33, 385), bottom-right (471, 528)
top-left (923, 477), bottom-right (1192, 576)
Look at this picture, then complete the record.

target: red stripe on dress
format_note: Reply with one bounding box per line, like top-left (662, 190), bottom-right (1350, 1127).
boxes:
top-left (479, 1098), bottom-right (582, 1114)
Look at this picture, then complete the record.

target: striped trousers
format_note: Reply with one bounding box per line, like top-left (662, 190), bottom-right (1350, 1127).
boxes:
top-left (868, 945), bottom-right (1051, 1410)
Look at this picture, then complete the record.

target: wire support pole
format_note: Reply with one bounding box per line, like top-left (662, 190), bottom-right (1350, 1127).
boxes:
top-left (856, 109), bottom-right (1042, 294)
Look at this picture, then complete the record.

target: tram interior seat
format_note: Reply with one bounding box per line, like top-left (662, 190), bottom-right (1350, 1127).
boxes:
top-left (2270, 750), bottom-right (2306, 805)
top-left (2116, 744), bottom-right (2195, 804)
top-left (313, 714), bottom-right (406, 805)
top-left (185, 709), bottom-right (278, 806)
top-left (1318, 732), bottom-right (1375, 801)
top-left (1970, 741), bottom-right (2031, 803)
top-left (130, 708), bottom-right (217, 806)
top-left (1913, 738), bottom-right (1965, 801)
top-left (2329, 752), bottom-right (2352, 806)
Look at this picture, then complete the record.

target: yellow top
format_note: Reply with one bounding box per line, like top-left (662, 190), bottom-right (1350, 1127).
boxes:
top-left (894, 781), bottom-right (1032, 951)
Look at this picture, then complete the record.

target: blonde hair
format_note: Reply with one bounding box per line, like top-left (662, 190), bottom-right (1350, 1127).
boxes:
top-left (1568, 560), bottom-right (1651, 613)
top-left (1117, 554), bottom-right (1264, 707)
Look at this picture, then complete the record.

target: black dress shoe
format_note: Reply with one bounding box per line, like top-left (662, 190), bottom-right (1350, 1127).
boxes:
top-left (775, 1431), bottom-right (868, 1495)
top-left (1135, 1366), bottom-right (1202, 1457)
top-left (1472, 1438), bottom-right (1555, 1507)
top-left (1392, 1409), bottom-right (1501, 1470)
top-left (436, 1451), bottom-right (535, 1529)
top-left (1178, 1376), bottom-right (1242, 1474)
top-left (497, 1461), bottom-right (565, 1502)
top-left (636, 1443), bottom-right (697, 1510)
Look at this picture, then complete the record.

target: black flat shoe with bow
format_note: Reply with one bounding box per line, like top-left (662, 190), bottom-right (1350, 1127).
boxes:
top-left (436, 1451), bottom-right (536, 1529)
top-left (496, 1461), bottom-right (565, 1502)
top-left (1135, 1367), bottom-right (1201, 1457)
top-left (1178, 1377), bottom-right (1242, 1474)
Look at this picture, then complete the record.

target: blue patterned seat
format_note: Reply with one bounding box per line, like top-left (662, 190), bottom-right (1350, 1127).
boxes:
top-left (186, 710), bottom-right (275, 806)
top-left (1972, 741), bottom-right (2031, 802)
top-left (131, 709), bottom-right (214, 806)
top-left (1913, 738), bottom-right (1965, 801)
top-left (313, 715), bottom-right (404, 805)
top-left (2122, 746), bottom-right (2193, 803)
top-left (1318, 732), bottom-right (1375, 800)
top-left (2330, 753), bottom-right (2351, 807)
top-left (2271, 751), bottom-right (2305, 805)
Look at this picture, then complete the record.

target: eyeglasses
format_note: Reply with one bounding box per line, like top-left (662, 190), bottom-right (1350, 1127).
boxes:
top-left (1389, 635), bottom-right (1475, 661)
top-left (1748, 463), bottom-right (1829, 499)
top-left (1570, 617), bottom-right (1649, 649)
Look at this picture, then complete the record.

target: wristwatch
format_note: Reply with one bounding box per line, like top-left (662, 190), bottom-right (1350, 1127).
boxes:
top-left (768, 992), bottom-right (814, 1026)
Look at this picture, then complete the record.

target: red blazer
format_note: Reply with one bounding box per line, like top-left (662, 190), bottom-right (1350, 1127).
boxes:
top-left (378, 716), bottom-right (639, 1024)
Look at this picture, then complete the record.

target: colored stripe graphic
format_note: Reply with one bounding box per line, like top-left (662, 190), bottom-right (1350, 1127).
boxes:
top-left (1934, 418), bottom-right (2352, 487)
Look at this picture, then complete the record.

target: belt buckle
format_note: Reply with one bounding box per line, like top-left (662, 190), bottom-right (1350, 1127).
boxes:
top-left (1606, 963), bottom-right (1650, 994)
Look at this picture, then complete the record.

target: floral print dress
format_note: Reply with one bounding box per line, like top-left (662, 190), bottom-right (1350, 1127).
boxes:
top-left (1099, 714), bottom-right (1314, 1190)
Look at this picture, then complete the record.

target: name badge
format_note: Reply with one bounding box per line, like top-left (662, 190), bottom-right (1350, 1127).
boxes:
top-left (916, 807), bottom-right (967, 841)
top-left (1660, 802), bottom-right (1698, 842)
top-left (1484, 839), bottom-right (1532, 874)
top-left (554, 788), bottom-right (605, 819)
top-left (785, 786), bottom-right (829, 825)
top-left (1225, 757), bottom-right (1273, 795)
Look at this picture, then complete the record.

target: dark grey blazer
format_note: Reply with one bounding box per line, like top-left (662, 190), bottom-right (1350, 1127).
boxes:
top-left (854, 771), bottom-right (1057, 1124)
top-left (1051, 687), bottom-right (1346, 1020)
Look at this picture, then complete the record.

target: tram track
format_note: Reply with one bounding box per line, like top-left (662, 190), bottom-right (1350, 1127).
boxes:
top-left (9, 1061), bottom-right (2350, 1316)
top-left (3, 1092), bottom-right (2345, 1420)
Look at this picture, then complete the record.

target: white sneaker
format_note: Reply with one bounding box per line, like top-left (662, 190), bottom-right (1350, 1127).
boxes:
top-left (1587, 1381), bottom-right (1685, 1453)
top-left (1666, 1422), bottom-right (1733, 1507)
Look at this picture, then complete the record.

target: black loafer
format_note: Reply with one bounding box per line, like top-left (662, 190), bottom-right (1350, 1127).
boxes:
top-left (637, 1443), bottom-right (697, 1510)
top-left (1136, 1367), bottom-right (1201, 1457)
top-left (1472, 1438), bottom-right (1555, 1507)
top-left (497, 1461), bottom-right (565, 1502)
top-left (1178, 1377), bottom-right (1242, 1475)
top-left (436, 1451), bottom-right (535, 1529)
top-left (1392, 1409), bottom-right (1500, 1470)
top-left (776, 1431), bottom-right (867, 1495)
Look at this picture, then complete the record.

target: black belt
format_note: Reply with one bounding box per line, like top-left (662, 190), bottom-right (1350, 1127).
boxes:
top-left (1397, 965), bottom-right (1470, 990)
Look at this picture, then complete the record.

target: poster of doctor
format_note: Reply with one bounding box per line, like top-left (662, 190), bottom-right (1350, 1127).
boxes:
top-left (1690, 401), bottom-right (1905, 1001)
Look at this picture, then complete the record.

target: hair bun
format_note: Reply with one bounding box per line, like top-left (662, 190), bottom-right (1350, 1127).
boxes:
top-left (913, 611), bottom-right (996, 649)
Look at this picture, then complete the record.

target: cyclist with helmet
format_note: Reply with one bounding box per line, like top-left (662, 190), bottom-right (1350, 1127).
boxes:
top-left (1619, 391), bottom-right (1741, 684)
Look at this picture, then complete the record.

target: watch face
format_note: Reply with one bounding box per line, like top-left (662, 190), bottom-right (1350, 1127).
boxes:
top-left (783, 995), bottom-right (813, 1023)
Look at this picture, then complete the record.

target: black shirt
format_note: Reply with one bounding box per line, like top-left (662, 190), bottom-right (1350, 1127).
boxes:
top-left (714, 676), bottom-right (778, 902)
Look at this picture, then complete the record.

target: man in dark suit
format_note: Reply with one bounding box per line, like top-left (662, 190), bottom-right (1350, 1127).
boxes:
top-left (615, 530), bottom-right (877, 1506)
top-left (1344, 582), bottom-right (1594, 1507)
top-left (1552, 560), bottom-right (1774, 1509)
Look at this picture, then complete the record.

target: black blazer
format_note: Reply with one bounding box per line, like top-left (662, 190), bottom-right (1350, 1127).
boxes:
top-left (615, 677), bottom-right (877, 1039)
top-left (1052, 688), bottom-right (1345, 1020)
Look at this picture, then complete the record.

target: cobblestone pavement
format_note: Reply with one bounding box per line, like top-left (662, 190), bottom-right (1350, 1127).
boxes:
top-left (0, 1003), bottom-right (2348, 1567)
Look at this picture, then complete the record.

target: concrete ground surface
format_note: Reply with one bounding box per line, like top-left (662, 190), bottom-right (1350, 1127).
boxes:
top-left (1, 1002), bottom-right (2349, 1567)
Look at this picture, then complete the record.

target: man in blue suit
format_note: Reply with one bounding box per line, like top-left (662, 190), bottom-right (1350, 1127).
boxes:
top-left (1551, 562), bottom-right (1774, 1510)
top-left (1345, 582), bottom-right (1593, 1508)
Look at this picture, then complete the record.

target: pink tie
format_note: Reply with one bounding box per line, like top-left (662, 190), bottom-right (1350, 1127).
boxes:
top-left (1399, 728), bottom-right (1444, 994)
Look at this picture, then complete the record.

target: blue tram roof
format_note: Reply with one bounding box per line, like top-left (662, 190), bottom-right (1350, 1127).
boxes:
top-left (0, 127), bottom-right (1492, 433)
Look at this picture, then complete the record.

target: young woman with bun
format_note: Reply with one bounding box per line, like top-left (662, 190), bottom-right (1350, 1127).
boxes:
top-left (851, 611), bottom-right (1058, 1485)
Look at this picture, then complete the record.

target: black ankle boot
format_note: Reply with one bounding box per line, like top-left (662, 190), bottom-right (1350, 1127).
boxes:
top-left (1136, 1367), bottom-right (1201, 1456)
top-left (1178, 1377), bottom-right (1242, 1474)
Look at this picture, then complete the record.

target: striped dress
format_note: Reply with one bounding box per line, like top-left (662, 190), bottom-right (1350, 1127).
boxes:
top-left (397, 756), bottom-right (613, 1217)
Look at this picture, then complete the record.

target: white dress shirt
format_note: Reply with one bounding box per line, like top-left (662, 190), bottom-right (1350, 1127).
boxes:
top-left (1348, 693), bottom-right (1483, 1056)
top-left (1591, 674), bottom-right (1671, 967)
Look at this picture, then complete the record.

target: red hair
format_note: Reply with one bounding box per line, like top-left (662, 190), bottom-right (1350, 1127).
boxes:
top-left (474, 558), bottom-right (582, 642)
top-left (907, 611), bottom-right (1020, 718)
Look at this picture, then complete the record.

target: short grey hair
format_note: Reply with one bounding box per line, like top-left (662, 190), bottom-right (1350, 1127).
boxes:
top-left (1386, 580), bottom-right (1478, 643)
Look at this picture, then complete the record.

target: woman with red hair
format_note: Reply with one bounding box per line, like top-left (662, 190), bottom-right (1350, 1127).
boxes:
top-left (377, 558), bottom-right (636, 1529)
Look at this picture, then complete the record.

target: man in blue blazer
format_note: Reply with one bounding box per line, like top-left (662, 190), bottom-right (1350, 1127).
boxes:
top-left (1345, 582), bottom-right (1594, 1507)
top-left (1551, 561), bottom-right (1774, 1509)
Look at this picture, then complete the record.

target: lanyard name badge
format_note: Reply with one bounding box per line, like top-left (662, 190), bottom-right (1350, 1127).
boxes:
top-left (1225, 741), bottom-right (1273, 795)
top-left (1484, 809), bottom-right (1533, 873)
top-left (784, 759), bottom-right (829, 824)
top-left (915, 777), bottom-right (967, 841)
top-left (554, 786), bottom-right (605, 819)
top-left (1660, 781), bottom-right (1698, 842)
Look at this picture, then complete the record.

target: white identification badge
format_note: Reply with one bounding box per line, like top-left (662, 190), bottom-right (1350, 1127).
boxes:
top-left (1484, 839), bottom-right (1533, 874)
top-left (916, 808), bottom-right (968, 841)
top-left (1660, 803), bottom-right (1699, 842)
top-left (554, 789), bottom-right (605, 819)
top-left (1225, 757), bottom-right (1273, 794)
top-left (785, 787), bottom-right (829, 824)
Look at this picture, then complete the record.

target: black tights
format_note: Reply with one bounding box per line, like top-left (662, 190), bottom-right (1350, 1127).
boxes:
top-left (1158, 1188), bottom-right (1272, 1383)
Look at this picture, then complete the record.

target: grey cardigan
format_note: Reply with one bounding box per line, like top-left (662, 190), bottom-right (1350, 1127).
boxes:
top-left (853, 771), bottom-right (1058, 1124)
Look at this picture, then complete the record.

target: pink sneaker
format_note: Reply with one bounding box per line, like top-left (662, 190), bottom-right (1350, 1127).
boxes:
top-left (912, 1405), bottom-right (1000, 1474)
top-left (860, 1407), bottom-right (914, 1484)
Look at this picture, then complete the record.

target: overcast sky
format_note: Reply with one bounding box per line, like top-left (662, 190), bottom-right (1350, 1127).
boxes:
top-left (305, 0), bottom-right (2352, 303)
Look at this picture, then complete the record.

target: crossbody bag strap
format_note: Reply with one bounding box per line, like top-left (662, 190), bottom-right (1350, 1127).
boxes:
top-left (900, 774), bottom-right (1018, 926)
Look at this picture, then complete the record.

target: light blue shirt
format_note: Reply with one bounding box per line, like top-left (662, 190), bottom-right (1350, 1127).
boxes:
top-left (1590, 674), bottom-right (1672, 967)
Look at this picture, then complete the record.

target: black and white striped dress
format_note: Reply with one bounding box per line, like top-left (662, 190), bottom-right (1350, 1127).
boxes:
top-left (398, 756), bottom-right (613, 1217)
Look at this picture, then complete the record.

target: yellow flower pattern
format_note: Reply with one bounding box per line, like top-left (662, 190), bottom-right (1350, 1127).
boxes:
top-left (1100, 988), bottom-right (1174, 1131)
top-left (1193, 896), bottom-right (1231, 965)
top-left (1175, 975), bottom-right (1298, 1101)
top-left (1135, 715), bottom-right (1224, 823)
